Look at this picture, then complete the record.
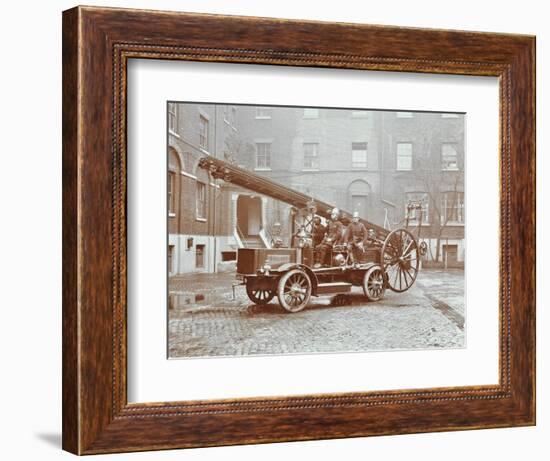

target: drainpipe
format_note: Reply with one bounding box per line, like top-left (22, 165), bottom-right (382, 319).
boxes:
top-left (212, 105), bottom-right (218, 273)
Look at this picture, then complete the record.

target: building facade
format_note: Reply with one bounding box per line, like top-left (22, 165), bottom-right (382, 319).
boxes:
top-left (168, 103), bottom-right (465, 275)
top-left (235, 106), bottom-right (465, 267)
top-left (168, 103), bottom-right (236, 275)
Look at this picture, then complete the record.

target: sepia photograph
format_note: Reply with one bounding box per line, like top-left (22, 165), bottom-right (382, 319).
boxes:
top-left (167, 102), bottom-right (465, 359)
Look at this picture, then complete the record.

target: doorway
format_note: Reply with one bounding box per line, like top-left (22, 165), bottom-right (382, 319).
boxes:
top-left (443, 244), bottom-right (458, 267)
top-left (236, 195), bottom-right (262, 236)
top-left (351, 194), bottom-right (368, 219)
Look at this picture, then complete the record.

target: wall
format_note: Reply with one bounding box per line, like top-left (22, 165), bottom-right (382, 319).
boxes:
top-left (0, 1), bottom-right (546, 461)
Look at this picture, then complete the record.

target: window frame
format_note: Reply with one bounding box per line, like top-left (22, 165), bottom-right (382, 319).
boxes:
top-left (303, 142), bottom-right (319, 170)
top-left (255, 142), bottom-right (272, 170)
top-left (168, 102), bottom-right (178, 133)
top-left (441, 191), bottom-right (465, 224)
top-left (255, 106), bottom-right (272, 119)
top-left (405, 191), bottom-right (430, 225)
top-left (441, 142), bottom-right (460, 171)
top-left (167, 171), bottom-right (176, 216)
top-left (303, 108), bottom-right (320, 119)
top-left (396, 142), bottom-right (413, 171)
top-left (351, 141), bottom-right (368, 169)
top-left (199, 115), bottom-right (209, 150)
top-left (195, 181), bottom-right (207, 220)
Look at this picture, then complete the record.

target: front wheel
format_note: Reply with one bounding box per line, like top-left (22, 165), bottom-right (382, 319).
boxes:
top-left (246, 286), bottom-right (275, 305)
top-left (277, 269), bottom-right (312, 313)
top-left (362, 265), bottom-right (386, 301)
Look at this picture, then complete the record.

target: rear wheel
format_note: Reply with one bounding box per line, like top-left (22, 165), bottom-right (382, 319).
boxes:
top-left (277, 269), bottom-right (312, 313)
top-left (381, 228), bottom-right (419, 293)
top-left (362, 265), bottom-right (386, 301)
top-left (246, 286), bottom-right (275, 305)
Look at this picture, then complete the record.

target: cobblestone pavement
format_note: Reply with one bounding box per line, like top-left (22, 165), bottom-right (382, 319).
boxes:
top-left (168, 269), bottom-right (465, 358)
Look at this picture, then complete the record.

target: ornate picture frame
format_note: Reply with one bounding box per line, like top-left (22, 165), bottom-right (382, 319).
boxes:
top-left (62, 6), bottom-right (535, 454)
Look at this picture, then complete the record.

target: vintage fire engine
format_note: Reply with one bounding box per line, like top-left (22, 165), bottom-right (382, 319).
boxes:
top-left (199, 156), bottom-right (425, 313)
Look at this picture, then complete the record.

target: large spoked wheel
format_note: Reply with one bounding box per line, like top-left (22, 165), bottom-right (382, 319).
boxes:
top-left (246, 286), bottom-right (275, 305)
top-left (362, 265), bottom-right (386, 301)
top-left (381, 228), bottom-right (420, 293)
top-left (277, 269), bottom-right (312, 313)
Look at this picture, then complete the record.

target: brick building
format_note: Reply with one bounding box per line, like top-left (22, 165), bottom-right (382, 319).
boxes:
top-left (167, 102), bottom-right (236, 275)
top-left (235, 106), bottom-right (465, 267)
top-left (168, 103), bottom-right (465, 274)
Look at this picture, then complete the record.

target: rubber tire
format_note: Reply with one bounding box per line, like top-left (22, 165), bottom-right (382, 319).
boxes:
top-left (277, 269), bottom-right (312, 313)
top-left (362, 265), bottom-right (386, 302)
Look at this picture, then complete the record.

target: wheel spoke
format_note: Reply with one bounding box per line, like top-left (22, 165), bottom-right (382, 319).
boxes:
top-left (403, 269), bottom-right (412, 286)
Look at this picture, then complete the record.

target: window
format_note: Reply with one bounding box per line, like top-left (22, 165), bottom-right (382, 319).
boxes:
top-left (351, 142), bottom-right (367, 168)
top-left (168, 245), bottom-right (175, 273)
top-left (195, 244), bottom-right (205, 269)
top-left (396, 143), bottom-right (413, 170)
top-left (396, 111), bottom-right (413, 118)
top-left (196, 182), bottom-right (206, 219)
top-left (303, 108), bottom-right (319, 118)
top-left (303, 143), bottom-right (319, 169)
top-left (406, 192), bottom-right (429, 224)
top-left (255, 107), bottom-right (272, 119)
top-left (199, 115), bottom-right (209, 150)
top-left (168, 103), bottom-right (177, 132)
top-left (255, 143), bottom-right (271, 169)
top-left (441, 191), bottom-right (464, 224)
top-left (351, 110), bottom-right (368, 118)
top-left (168, 171), bottom-right (176, 214)
top-left (441, 143), bottom-right (459, 170)
top-left (441, 113), bottom-right (460, 118)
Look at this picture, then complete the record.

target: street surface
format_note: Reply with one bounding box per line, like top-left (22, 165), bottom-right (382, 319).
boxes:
top-left (168, 269), bottom-right (465, 358)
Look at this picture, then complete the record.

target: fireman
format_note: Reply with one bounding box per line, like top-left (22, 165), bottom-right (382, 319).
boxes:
top-left (314, 208), bottom-right (344, 268)
top-left (344, 211), bottom-right (368, 266)
top-left (311, 216), bottom-right (327, 247)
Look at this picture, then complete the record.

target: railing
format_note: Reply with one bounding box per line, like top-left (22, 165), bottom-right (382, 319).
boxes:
top-left (259, 228), bottom-right (273, 249)
top-left (234, 224), bottom-right (245, 249)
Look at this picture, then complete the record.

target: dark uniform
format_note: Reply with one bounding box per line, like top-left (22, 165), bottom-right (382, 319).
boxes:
top-left (344, 221), bottom-right (368, 264)
top-left (311, 221), bottom-right (327, 247)
top-left (314, 219), bottom-right (344, 266)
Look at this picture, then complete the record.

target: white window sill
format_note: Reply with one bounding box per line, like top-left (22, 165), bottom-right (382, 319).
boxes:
top-left (443, 222), bottom-right (465, 226)
top-left (196, 217), bottom-right (207, 222)
top-left (181, 170), bottom-right (197, 180)
top-left (442, 167), bottom-right (460, 171)
top-left (396, 168), bottom-right (413, 172)
top-left (408, 221), bottom-right (430, 226)
top-left (302, 168), bottom-right (319, 172)
top-left (254, 168), bottom-right (272, 171)
top-left (254, 116), bottom-right (272, 120)
top-left (168, 129), bottom-right (180, 138)
top-left (168, 212), bottom-right (176, 218)
top-left (199, 147), bottom-right (210, 155)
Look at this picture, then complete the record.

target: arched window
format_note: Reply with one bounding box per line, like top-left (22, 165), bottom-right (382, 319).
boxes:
top-left (195, 167), bottom-right (210, 221)
top-left (168, 148), bottom-right (181, 215)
